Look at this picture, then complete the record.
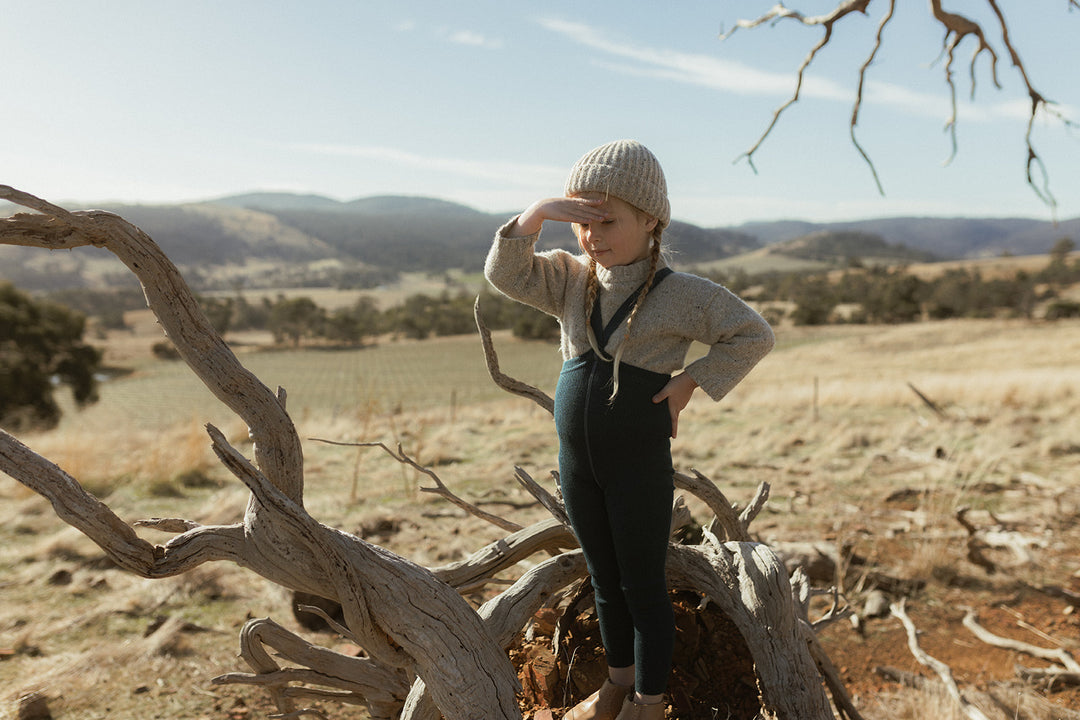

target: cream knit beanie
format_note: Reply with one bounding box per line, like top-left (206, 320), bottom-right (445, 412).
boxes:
top-left (563, 139), bottom-right (670, 229)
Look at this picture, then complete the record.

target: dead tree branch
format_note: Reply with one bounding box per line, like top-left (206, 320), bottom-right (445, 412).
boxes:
top-left (803, 619), bottom-right (866, 720)
top-left (956, 505), bottom-right (1048, 574)
top-left (849, 0), bottom-right (895, 195)
top-left (962, 608), bottom-right (1080, 675)
top-left (513, 466), bottom-right (570, 527)
top-left (0, 187), bottom-right (522, 720)
top-left (474, 296), bottom-right (554, 414)
top-left (1, 184), bottom-right (304, 502)
top-left (727, 1), bottom-right (874, 179)
top-left (431, 518), bottom-right (577, 591)
top-left (311, 438), bottom-right (523, 533)
top-left (666, 543), bottom-right (836, 718)
top-left (213, 617), bottom-right (410, 719)
top-left (929, 0), bottom-right (1001, 168)
top-left (672, 469), bottom-right (765, 542)
top-left (723, 2), bottom-right (1076, 207)
top-left (908, 381), bottom-right (948, 420)
top-left (891, 599), bottom-right (993, 720)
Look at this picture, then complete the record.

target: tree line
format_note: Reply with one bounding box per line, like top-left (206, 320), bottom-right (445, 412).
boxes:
top-left (189, 289), bottom-right (558, 349)
top-left (39, 238), bottom-right (1080, 351)
top-left (715, 238), bottom-right (1080, 326)
top-left (43, 284), bottom-right (558, 353)
top-left (4, 240), bottom-right (1075, 430)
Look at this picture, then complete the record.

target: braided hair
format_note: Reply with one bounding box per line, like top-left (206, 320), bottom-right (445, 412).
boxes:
top-left (584, 222), bottom-right (664, 401)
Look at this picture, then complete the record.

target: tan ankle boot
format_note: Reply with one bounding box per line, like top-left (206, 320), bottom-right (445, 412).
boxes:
top-left (613, 697), bottom-right (666, 720)
top-left (562, 679), bottom-right (632, 720)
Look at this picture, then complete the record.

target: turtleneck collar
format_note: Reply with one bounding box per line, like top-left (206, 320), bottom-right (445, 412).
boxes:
top-left (595, 254), bottom-right (669, 292)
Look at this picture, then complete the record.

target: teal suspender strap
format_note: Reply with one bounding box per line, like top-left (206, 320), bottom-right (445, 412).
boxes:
top-left (590, 267), bottom-right (673, 361)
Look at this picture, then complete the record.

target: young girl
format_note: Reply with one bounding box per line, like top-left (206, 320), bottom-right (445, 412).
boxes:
top-left (484, 140), bottom-right (774, 720)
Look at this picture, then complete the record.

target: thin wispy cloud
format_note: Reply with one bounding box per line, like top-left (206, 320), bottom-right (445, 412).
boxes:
top-left (396, 20), bottom-right (502, 49)
top-left (447, 29), bottom-right (503, 49)
top-left (536, 16), bottom-right (1053, 122)
top-left (537, 17), bottom-right (848, 100)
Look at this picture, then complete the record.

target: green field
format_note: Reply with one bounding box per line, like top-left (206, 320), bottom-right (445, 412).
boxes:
top-left (57, 331), bottom-right (563, 434)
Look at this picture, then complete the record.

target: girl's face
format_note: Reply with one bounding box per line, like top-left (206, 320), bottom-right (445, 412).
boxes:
top-left (571, 193), bottom-right (658, 269)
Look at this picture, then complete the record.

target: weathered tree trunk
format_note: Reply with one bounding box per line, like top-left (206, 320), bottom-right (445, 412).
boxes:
top-left (0, 186), bottom-right (848, 719)
top-left (0, 186), bottom-right (519, 720)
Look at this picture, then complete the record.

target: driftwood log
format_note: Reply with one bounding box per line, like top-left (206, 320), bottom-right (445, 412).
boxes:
top-left (0, 186), bottom-right (851, 719)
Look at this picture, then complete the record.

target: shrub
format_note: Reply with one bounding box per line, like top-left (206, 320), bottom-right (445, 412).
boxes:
top-left (152, 340), bottom-right (182, 360)
top-left (1045, 300), bottom-right (1080, 320)
top-left (0, 283), bottom-right (102, 430)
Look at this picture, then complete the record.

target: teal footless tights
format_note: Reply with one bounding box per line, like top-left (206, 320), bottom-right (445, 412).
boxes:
top-left (554, 351), bottom-right (675, 696)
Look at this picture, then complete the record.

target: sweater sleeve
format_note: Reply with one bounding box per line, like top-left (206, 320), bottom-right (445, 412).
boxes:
top-left (483, 218), bottom-right (579, 318)
top-left (682, 281), bottom-right (775, 402)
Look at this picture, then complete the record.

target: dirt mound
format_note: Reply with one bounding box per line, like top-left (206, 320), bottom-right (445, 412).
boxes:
top-left (512, 590), bottom-right (762, 720)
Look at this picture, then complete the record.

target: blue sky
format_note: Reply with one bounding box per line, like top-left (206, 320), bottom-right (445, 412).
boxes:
top-left (4, 1), bottom-right (1078, 227)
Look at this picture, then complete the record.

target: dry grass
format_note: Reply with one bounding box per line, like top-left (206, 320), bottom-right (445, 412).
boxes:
top-left (3, 318), bottom-right (1080, 719)
top-left (871, 683), bottom-right (1074, 720)
top-left (201, 269), bottom-right (486, 311)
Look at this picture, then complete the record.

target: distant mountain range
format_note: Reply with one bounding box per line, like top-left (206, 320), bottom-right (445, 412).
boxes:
top-left (739, 215), bottom-right (1078, 259)
top-left (1, 191), bottom-right (1075, 292)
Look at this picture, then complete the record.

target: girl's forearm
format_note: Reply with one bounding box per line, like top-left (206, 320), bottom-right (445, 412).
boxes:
top-left (510, 207), bottom-right (545, 237)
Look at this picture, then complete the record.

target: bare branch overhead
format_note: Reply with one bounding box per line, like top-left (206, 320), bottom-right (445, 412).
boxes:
top-left (723, 2), bottom-right (1076, 209)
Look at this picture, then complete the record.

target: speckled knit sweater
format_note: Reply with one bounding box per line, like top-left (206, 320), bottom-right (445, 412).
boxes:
top-left (484, 220), bottom-right (775, 401)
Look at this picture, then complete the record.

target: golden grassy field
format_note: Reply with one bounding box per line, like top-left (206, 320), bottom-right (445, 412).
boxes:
top-left (199, 269), bottom-right (487, 312)
top-left (2, 313), bottom-right (1080, 719)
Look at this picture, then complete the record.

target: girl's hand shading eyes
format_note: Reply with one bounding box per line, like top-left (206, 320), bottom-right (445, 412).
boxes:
top-left (510, 197), bottom-right (609, 236)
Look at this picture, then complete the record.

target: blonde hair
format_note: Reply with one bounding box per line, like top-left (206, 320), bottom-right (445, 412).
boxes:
top-left (584, 222), bottom-right (664, 400)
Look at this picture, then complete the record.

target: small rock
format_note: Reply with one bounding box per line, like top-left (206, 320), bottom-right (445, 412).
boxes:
top-left (17, 692), bottom-right (52, 720)
top-left (862, 590), bottom-right (891, 619)
top-left (46, 569), bottom-right (72, 586)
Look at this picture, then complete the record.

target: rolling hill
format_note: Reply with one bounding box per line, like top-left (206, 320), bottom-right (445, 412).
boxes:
top-left (738, 215), bottom-right (1079, 258)
top-left (703, 230), bottom-right (943, 275)
top-left (0, 191), bottom-right (1075, 292)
